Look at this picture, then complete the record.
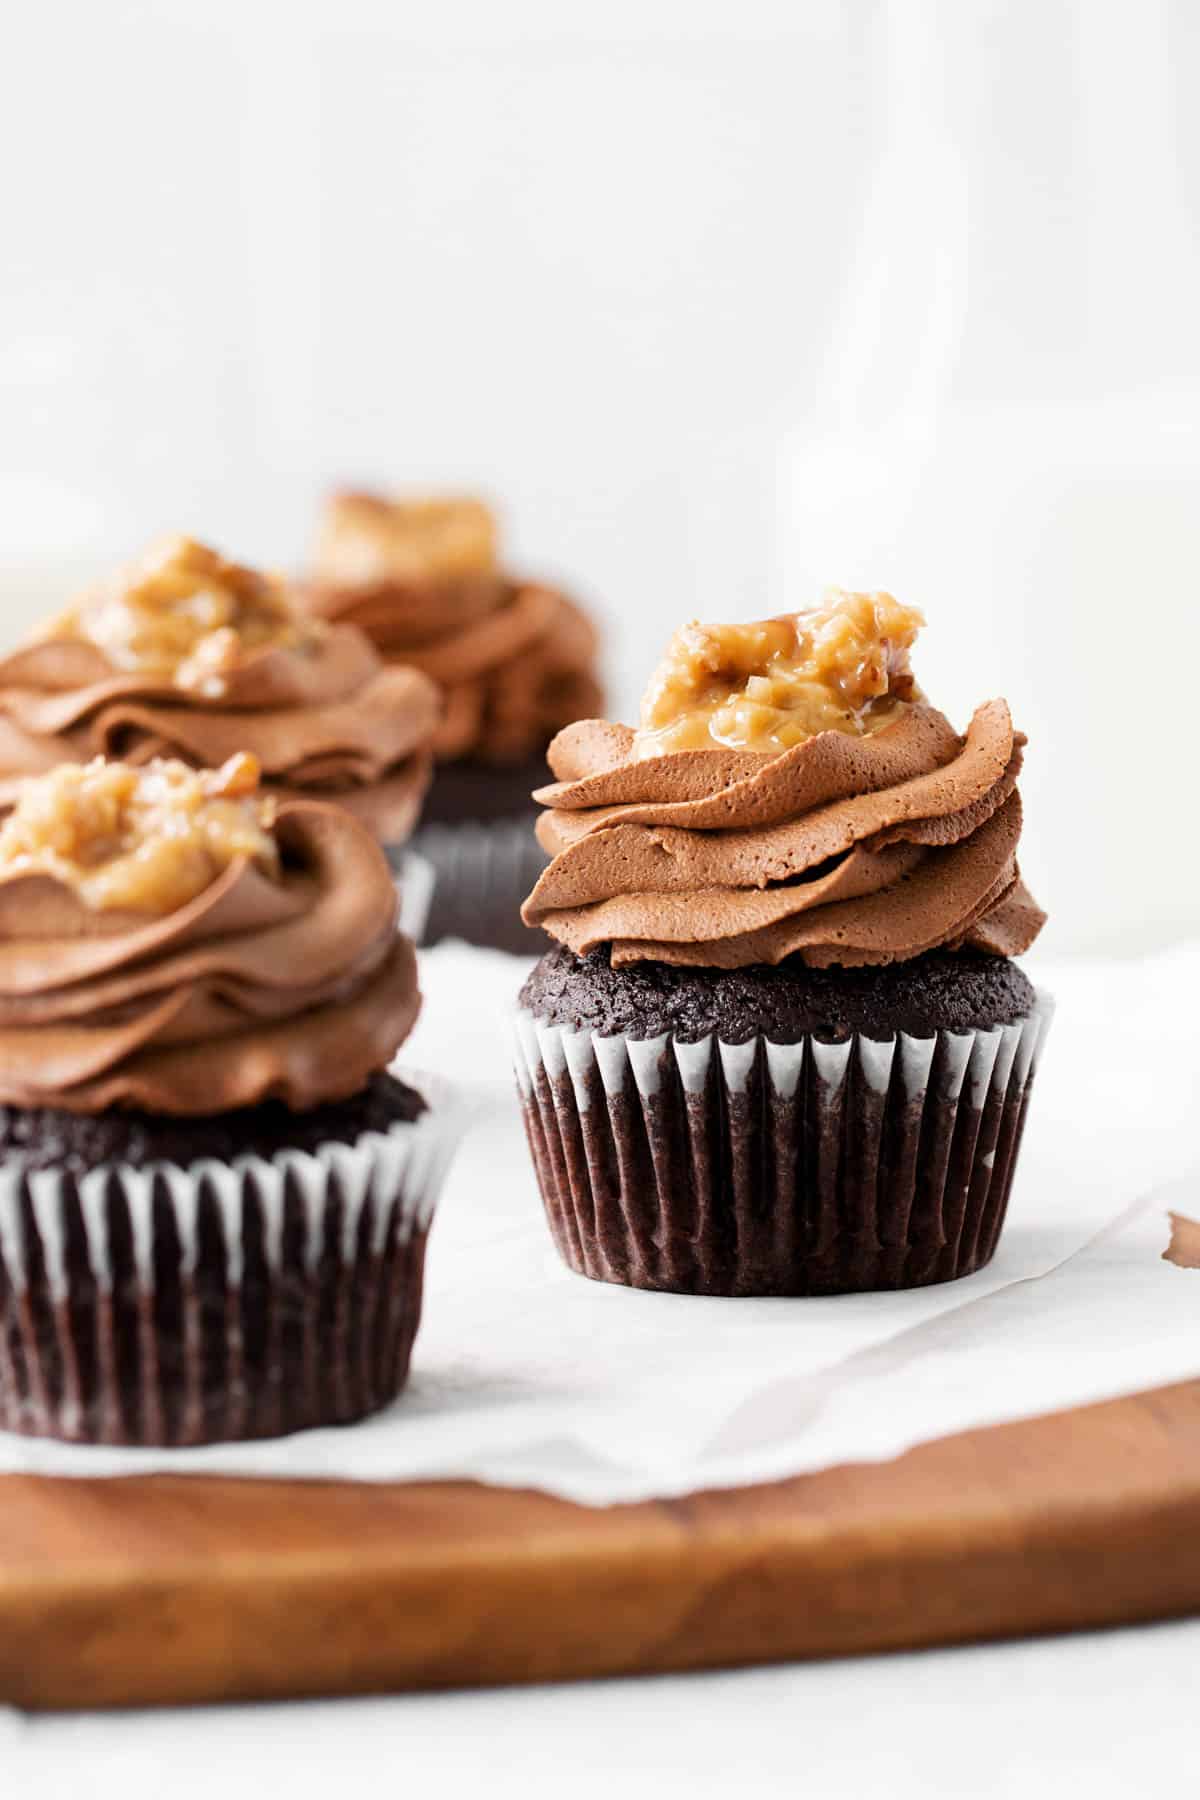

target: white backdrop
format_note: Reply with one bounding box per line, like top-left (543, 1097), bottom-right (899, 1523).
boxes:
top-left (1, 0), bottom-right (1196, 953)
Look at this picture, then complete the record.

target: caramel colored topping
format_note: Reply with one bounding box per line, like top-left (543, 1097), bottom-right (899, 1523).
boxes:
top-left (0, 754), bottom-right (280, 914)
top-left (314, 492), bottom-right (499, 586)
top-left (44, 535), bottom-right (319, 697)
top-left (634, 591), bottom-right (925, 757)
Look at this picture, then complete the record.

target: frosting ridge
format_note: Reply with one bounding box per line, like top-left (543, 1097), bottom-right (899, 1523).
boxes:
top-left (522, 700), bottom-right (1045, 969)
top-left (0, 797), bottom-right (420, 1114)
top-left (0, 556), bottom-right (441, 845)
top-left (308, 491), bottom-right (603, 764)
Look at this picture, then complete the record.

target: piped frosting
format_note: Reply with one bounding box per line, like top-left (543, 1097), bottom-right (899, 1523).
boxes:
top-left (307, 491), bottom-right (603, 765)
top-left (522, 699), bottom-right (1045, 969)
top-left (0, 536), bottom-right (441, 845)
top-left (0, 788), bottom-right (420, 1115)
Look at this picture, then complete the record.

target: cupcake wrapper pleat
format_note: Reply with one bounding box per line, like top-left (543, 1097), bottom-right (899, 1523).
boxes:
top-left (514, 997), bottom-right (1054, 1296)
top-left (0, 1078), bottom-right (461, 1445)
top-left (408, 818), bottom-right (549, 953)
top-left (393, 848), bottom-right (437, 944)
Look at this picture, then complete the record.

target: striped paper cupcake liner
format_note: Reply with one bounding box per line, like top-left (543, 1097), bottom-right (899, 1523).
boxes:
top-left (0, 1074), bottom-right (461, 1446)
top-left (407, 818), bottom-right (549, 954)
top-left (392, 848), bottom-right (437, 944)
top-left (514, 995), bottom-right (1054, 1297)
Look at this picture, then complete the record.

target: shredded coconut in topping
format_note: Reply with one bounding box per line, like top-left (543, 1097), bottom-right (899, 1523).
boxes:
top-left (0, 753), bottom-right (280, 913)
top-left (634, 590), bottom-right (925, 756)
top-left (313, 493), bottom-right (499, 587)
top-left (43, 534), bottom-right (321, 698)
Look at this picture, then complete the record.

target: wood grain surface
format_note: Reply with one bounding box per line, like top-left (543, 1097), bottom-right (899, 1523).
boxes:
top-left (2, 1376), bottom-right (1200, 1711)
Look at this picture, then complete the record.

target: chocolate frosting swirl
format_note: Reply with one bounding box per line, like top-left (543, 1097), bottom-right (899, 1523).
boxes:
top-left (0, 799), bottom-right (420, 1115)
top-left (308, 501), bottom-right (603, 765)
top-left (522, 701), bottom-right (1045, 968)
top-left (0, 627), bottom-right (440, 845)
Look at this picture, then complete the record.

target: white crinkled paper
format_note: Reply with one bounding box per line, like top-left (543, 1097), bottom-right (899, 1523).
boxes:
top-left (0, 941), bottom-right (1196, 1502)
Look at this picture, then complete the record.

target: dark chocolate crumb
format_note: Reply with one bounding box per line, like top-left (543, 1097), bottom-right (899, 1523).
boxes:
top-left (0, 1072), bottom-right (427, 1174)
top-left (520, 945), bottom-right (1037, 1044)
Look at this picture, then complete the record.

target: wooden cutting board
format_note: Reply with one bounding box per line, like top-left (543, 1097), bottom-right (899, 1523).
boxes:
top-left (2, 1372), bottom-right (1200, 1711)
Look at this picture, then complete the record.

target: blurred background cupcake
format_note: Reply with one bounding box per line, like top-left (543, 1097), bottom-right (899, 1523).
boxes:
top-left (0, 533), bottom-right (442, 938)
top-left (306, 491), bottom-right (604, 953)
top-left (515, 591), bottom-right (1052, 1297)
top-left (0, 754), bottom-right (461, 1445)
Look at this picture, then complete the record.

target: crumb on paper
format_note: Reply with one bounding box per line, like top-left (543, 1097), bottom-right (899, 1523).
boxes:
top-left (1162, 1212), bottom-right (1200, 1270)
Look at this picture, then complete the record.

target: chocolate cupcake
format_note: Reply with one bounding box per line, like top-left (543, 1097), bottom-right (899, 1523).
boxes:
top-left (306, 492), bottom-right (604, 952)
top-left (0, 755), bottom-right (460, 1444)
top-left (515, 592), bottom-right (1052, 1297)
top-left (0, 534), bottom-right (441, 939)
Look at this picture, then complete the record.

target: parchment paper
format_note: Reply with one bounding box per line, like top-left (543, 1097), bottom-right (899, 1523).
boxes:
top-left (0, 941), bottom-right (1196, 1503)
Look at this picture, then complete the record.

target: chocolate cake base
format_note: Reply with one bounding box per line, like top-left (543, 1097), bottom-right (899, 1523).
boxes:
top-left (521, 945), bottom-right (1037, 1043)
top-left (0, 1071), bottom-right (426, 1174)
top-left (0, 1076), bottom-right (444, 1445)
top-left (516, 950), bottom-right (1052, 1297)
